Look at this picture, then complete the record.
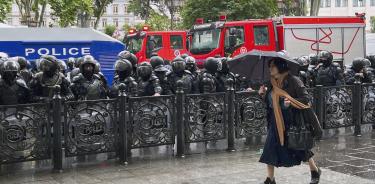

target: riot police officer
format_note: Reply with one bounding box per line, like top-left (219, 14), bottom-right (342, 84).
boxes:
top-left (16, 56), bottom-right (33, 84)
top-left (0, 59), bottom-right (30, 105)
top-left (366, 54), bottom-right (375, 83)
top-left (216, 57), bottom-right (236, 92)
top-left (70, 55), bottom-right (108, 100)
top-left (110, 59), bottom-right (138, 97)
top-left (296, 56), bottom-right (312, 87)
top-left (345, 57), bottom-right (373, 84)
top-left (136, 62), bottom-right (162, 96)
top-left (314, 51), bottom-right (345, 86)
top-left (67, 57), bottom-right (75, 71)
top-left (94, 62), bottom-right (109, 88)
top-left (198, 57), bottom-right (221, 93)
top-left (29, 55), bottom-right (74, 102)
top-left (150, 56), bottom-right (172, 95)
top-left (57, 59), bottom-right (67, 76)
top-left (118, 51), bottom-right (138, 79)
top-left (185, 56), bottom-right (200, 79)
top-left (168, 57), bottom-right (195, 94)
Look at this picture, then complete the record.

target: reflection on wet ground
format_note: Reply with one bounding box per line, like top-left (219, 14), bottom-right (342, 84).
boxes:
top-left (0, 126), bottom-right (374, 184)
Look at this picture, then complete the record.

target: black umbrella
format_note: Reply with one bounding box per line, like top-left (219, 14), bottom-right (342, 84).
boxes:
top-left (228, 50), bottom-right (300, 83)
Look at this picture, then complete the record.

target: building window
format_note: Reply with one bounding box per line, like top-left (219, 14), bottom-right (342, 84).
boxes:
top-left (371, 0), bottom-right (375, 5)
top-left (320, 0), bottom-right (331, 7)
top-left (353, 0), bottom-right (365, 7)
top-left (336, 0), bottom-right (348, 7)
top-left (113, 18), bottom-right (119, 27)
top-left (102, 18), bottom-right (107, 27)
top-left (7, 18), bottom-right (12, 25)
top-left (113, 4), bottom-right (118, 14)
top-left (124, 5), bottom-right (128, 13)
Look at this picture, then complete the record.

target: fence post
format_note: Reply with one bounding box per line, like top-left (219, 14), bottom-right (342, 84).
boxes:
top-left (176, 81), bottom-right (185, 158)
top-left (118, 84), bottom-right (128, 164)
top-left (52, 85), bottom-right (63, 172)
top-left (226, 79), bottom-right (236, 152)
top-left (353, 74), bottom-right (362, 137)
top-left (314, 85), bottom-right (324, 126)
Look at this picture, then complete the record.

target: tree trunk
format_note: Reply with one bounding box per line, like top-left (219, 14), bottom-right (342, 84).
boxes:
top-left (94, 0), bottom-right (111, 29)
top-left (310, 0), bottom-right (321, 16)
top-left (38, 2), bottom-right (46, 27)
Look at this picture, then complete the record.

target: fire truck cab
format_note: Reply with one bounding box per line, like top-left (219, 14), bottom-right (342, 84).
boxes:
top-left (124, 27), bottom-right (188, 63)
top-left (187, 15), bottom-right (366, 66)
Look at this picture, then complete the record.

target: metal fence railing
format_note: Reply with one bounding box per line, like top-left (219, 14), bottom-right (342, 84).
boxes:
top-left (0, 81), bottom-right (374, 171)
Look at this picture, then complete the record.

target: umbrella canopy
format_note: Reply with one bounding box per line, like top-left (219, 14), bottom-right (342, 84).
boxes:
top-left (228, 50), bottom-right (300, 83)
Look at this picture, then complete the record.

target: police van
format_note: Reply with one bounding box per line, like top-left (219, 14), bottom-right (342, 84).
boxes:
top-left (0, 28), bottom-right (124, 84)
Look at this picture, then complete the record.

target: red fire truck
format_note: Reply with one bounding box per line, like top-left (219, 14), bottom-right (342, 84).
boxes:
top-left (187, 15), bottom-right (366, 67)
top-left (124, 26), bottom-right (188, 63)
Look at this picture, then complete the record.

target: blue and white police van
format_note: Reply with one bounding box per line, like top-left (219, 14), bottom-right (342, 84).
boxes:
top-left (0, 28), bottom-right (125, 84)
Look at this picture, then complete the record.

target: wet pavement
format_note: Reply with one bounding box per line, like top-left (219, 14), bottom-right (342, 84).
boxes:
top-left (0, 126), bottom-right (375, 184)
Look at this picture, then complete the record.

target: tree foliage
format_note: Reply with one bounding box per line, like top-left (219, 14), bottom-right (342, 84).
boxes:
top-left (146, 11), bottom-right (170, 31)
top-left (128, 0), bottom-right (156, 21)
top-left (0, 0), bottom-right (12, 23)
top-left (104, 24), bottom-right (116, 36)
top-left (49, 0), bottom-right (93, 27)
top-left (181, 0), bottom-right (278, 28)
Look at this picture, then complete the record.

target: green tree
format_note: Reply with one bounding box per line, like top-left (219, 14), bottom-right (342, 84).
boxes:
top-left (128, 0), bottom-right (157, 21)
top-left (227, 0), bottom-right (278, 20)
top-left (49, 0), bottom-right (93, 27)
top-left (181, 0), bottom-right (278, 29)
top-left (146, 11), bottom-right (170, 31)
top-left (93, 0), bottom-right (114, 29)
top-left (181, 0), bottom-right (226, 28)
top-left (15, 0), bottom-right (48, 27)
top-left (371, 16), bottom-right (375, 33)
top-left (104, 24), bottom-right (116, 36)
top-left (0, 0), bottom-right (12, 23)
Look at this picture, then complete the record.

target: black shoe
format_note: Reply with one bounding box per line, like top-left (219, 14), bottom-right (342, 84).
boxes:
top-left (310, 168), bottom-right (322, 184)
top-left (264, 177), bottom-right (276, 184)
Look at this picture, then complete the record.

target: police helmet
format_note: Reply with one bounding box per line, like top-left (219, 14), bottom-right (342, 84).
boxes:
top-left (150, 56), bottom-right (164, 69)
top-left (352, 57), bottom-right (366, 73)
top-left (204, 57), bottom-right (221, 73)
top-left (57, 59), bottom-right (67, 73)
top-left (15, 57), bottom-right (28, 69)
top-left (118, 51), bottom-right (138, 66)
top-left (137, 62), bottom-right (152, 79)
top-left (39, 55), bottom-right (58, 73)
top-left (172, 57), bottom-right (186, 74)
top-left (318, 51), bottom-right (333, 65)
top-left (79, 55), bottom-right (97, 72)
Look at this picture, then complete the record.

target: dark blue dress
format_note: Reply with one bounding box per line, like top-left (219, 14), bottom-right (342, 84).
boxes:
top-left (259, 92), bottom-right (314, 167)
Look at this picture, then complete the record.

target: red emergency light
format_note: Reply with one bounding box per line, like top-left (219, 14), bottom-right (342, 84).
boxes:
top-left (142, 25), bottom-right (150, 31)
top-left (128, 28), bottom-right (136, 34)
top-left (219, 15), bottom-right (227, 21)
top-left (196, 18), bottom-right (204, 24)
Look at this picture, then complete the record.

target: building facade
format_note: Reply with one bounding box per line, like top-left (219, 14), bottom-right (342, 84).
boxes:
top-left (314, 0), bottom-right (374, 30)
top-left (5, 0), bottom-right (145, 31)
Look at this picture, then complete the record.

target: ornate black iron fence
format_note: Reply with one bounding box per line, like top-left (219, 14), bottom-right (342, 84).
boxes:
top-left (0, 82), bottom-right (374, 171)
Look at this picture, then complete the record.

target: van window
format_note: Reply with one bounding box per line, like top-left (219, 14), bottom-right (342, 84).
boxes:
top-left (254, 26), bottom-right (269, 46)
top-left (170, 35), bottom-right (183, 49)
top-left (146, 35), bottom-right (163, 58)
top-left (224, 26), bottom-right (245, 49)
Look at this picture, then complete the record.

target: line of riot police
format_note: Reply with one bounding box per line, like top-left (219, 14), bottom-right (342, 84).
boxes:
top-left (1, 50), bottom-right (375, 106)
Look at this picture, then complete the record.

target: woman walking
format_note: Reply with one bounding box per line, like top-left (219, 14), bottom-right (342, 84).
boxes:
top-left (258, 58), bottom-right (322, 184)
